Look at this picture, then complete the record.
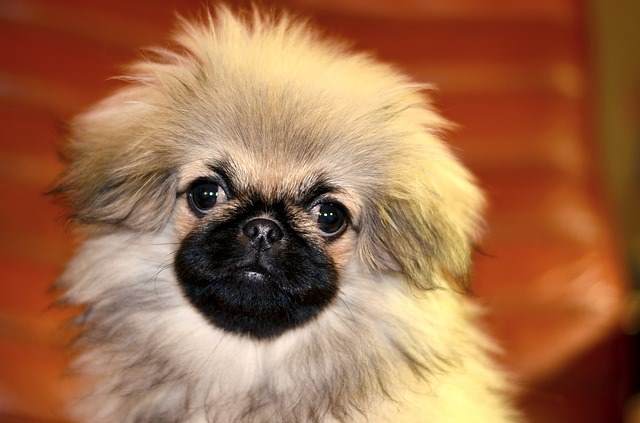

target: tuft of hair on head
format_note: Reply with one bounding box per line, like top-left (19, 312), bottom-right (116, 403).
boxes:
top-left (48, 5), bottom-right (326, 232)
top-left (50, 5), bottom-right (485, 292)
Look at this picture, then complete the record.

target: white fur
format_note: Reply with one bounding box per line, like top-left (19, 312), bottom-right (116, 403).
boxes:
top-left (60, 226), bottom-right (518, 422)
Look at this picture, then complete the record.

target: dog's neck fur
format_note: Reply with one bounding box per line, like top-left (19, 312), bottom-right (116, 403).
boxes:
top-left (61, 230), bottom-right (513, 423)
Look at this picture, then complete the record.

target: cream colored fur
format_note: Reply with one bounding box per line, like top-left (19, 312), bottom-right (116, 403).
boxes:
top-left (55, 6), bottom-right (520, 422)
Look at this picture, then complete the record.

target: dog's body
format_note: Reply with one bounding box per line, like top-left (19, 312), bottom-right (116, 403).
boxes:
top-left (55, 8), bottom-right (519, 422)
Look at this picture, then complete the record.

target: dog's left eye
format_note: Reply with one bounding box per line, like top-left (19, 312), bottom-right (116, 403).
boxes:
top-left (187, 179), bottom-right (227, 217)
top-left (312, 202), bottom-right (347, 236)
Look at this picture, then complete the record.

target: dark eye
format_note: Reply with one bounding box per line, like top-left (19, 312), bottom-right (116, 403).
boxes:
top-left (312, 202), bottom-right (347, 236)
top-left (187, 179), bottom-right (226, 217)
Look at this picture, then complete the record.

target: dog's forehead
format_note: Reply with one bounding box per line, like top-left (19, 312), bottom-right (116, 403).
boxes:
top-left (179, 119), bottom-right (388, 201)
top-left (172, 72), bottom-right (403, 210)
top-left (180, 144), bottom-right (377, 207)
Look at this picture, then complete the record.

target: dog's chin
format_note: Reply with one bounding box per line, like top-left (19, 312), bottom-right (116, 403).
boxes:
top-left (174, 262), bottom-right (338, 340)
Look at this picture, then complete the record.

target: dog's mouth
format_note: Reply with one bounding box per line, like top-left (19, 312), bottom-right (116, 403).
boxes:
top-left (241, 268), bottom-right (267, 280)
top-left (227, 257), bottom-right (280, 284)
top-left (235, 264), bottom-right (271, 283)
top-left (175, 260), bottom-right (336, 339)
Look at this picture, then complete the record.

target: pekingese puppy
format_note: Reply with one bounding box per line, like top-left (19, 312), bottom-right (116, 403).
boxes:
top-left (53, 7), bottom-right (519, 423)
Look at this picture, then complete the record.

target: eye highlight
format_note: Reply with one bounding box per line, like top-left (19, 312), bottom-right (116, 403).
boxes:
top-left (187, 178), bottom-right (227, 217)
top-left (311, 202), bottom-right (347, 236)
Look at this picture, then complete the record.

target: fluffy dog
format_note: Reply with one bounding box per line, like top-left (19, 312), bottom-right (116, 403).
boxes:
top-left (53, 7), bottom-right (519, 423)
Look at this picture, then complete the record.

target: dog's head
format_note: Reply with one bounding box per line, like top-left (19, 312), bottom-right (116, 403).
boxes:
top-left (54, 8), bottom-right (484, 341)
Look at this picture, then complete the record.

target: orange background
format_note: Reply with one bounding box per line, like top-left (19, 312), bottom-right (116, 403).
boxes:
top-left (0, 1), bottom-right (636, 422)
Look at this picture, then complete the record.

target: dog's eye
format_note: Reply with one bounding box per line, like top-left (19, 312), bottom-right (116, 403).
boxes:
top-left (187, 179), bottom-right (226, 217)
top-left (312, 202), bottom-right (347, 236)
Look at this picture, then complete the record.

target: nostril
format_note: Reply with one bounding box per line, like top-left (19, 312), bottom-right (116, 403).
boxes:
top-left (266, 225), bottom-right (283, 243)
top-left (246, 225), bottom-right (259, 239)
top-left (242, 218), bottom-right (283, 245)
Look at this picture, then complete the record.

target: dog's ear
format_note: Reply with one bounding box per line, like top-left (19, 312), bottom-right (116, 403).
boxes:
top-left (360, 131), bottom-right (485, 292)
top-left (50, 89), bottom-right (179, 231)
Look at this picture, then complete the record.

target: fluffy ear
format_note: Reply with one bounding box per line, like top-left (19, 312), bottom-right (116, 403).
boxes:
top-left (361, 132), bottom-right (485, 291)
top-left (51, 89), bottom-right (179, 231)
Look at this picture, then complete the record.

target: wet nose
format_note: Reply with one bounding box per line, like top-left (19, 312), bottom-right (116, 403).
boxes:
top-left (242, 218), bottom-right (284, 248)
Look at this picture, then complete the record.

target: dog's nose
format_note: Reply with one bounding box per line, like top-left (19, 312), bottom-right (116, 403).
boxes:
top-left (242, 218), bottom-right (283, 248)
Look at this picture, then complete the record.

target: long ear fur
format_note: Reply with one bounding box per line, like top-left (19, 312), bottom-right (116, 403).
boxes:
top-left (361, 104), bottom-right (485, 291)
top-left (50, 88), bottom-right (180, 231)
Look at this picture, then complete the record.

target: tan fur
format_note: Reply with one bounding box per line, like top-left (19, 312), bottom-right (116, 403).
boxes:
top-left (54, 6), bottom-right (519, 422)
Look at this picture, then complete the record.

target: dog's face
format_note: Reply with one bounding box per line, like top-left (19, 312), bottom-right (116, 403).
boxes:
top-left (55, 10), bottom-right (484, 343)
top-left (173, 159), bottom-right (356, 338)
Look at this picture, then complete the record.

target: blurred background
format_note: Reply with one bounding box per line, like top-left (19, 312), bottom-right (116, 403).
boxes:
top-left (0, 1), bottom-right (639, 422)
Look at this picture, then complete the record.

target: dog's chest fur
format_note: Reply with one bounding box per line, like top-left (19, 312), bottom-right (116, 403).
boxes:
top-left (61, 232), bottom-right (516, 423)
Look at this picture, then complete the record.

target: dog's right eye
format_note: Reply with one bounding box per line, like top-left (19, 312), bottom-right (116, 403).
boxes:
top-left (187, 179), bottom-right (226, 217)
